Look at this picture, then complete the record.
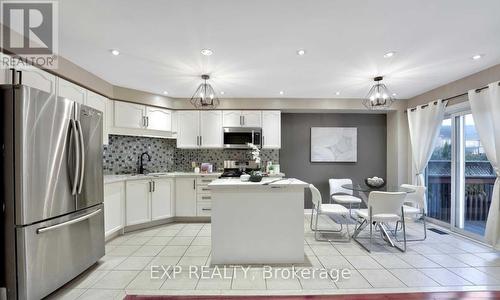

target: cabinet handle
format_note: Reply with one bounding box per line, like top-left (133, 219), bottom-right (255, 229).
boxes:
top-left (242, 115), bottom-right (245, 125)
top-left (201, 196), bottom-right (211, 200)
top-left (149, 181), bottom-right (152, 192)
top-left (152, 180), bottom-right (156, 192)
top-left (17, 70), bottom-right (22, 84)
top-left (239, 115), bottom-right (242, 126)
top-left (262, 136), bottom-right (265, 147)
top-left (200, 136), bottom-right (202, 146)
top-left (146, 116), bottom-right (149, 127)
top-left (10, 68), bottom-right (15, 84)
top-left (202, 188), bottom-right (210, 191)
top-left (202, 208), bottom-right (211, 211)
top-left (193, 179), bottom-right (196, 189)
top-left (142, 116), bottom-right (146, 127)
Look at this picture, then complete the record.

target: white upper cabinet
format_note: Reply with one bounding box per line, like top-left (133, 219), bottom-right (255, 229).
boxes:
top-left (223, 110), bottom-right (262, 127)
top-left (262, 111), bottom-right (281, 149)
top-left (151, 178), bottom-right (174, 220)
top-left (171, 111), bottom-right (178, 133)
top-left (86, 91), bottom-right (109, 144)
top-left (18, 64), bottom-right (57, 96)
top-left (222, 111), bottom-right (242, 127)
top-left (241, 111), bottom-right (262, 127)
top-left (177, 111), bottom-right (200, 148)
top-left (200, 111), bottom-right (222, 148)
top-left (57, 78), bottom-right (86, 104)
top-left (114, 101), bottom-right (146, 129)
top-left (146, 107), bottom-right (172, 132)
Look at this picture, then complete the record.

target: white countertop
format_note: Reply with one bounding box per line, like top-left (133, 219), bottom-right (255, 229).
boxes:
top-left (104, 172), bottom-right (222, 184)
top-left (209, 177), bottom-right (308, 188)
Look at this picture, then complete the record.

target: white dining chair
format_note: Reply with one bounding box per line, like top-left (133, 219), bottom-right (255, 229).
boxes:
top-left (352, 191), bottom-right (407, 252)
top-left (309, 184), bottom-right (351, 242)
top-left (329, 178), bottom-right (362, 216)
top-left (394, 184), bottom-right (427, 241)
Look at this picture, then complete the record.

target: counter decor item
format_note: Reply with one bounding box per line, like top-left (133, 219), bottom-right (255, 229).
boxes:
top-left (240, 174), bottom-right (251, 182)
top-left (365, 176), bottom-right (385, 188)
top-left (247, 142), bottom-right (261, 165)
top-left (249, 171), bottom-right (263, 182)
top-left (200, 163), bottom-right (213, 173)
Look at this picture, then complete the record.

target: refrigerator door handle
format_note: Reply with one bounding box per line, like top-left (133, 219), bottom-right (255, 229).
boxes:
top-left (36, 209), bottom-right (102, 234)
top-left (69, 119), bottom-right (80, 195)
top-left (76, 120), bottom-right (85, 194)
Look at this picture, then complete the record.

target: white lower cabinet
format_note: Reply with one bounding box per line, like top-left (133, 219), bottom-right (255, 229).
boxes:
top-left (104, 182), bottom-right (125, 237)
top-left (175, 177), bottom-right (197, 216)
top-left (151, 178), bottom-right (174, 220)
top-left (126, 180), bottom-right (151, 226)
top-left (126, 178), bottom-right (174, 226)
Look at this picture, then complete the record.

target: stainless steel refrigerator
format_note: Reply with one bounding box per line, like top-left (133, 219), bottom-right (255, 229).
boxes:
top-left (0, 84), bottom-right (105, 300)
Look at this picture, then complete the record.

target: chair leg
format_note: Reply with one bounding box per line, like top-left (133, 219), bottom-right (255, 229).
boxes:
top-left (394, 209), bottom-right (427, 242)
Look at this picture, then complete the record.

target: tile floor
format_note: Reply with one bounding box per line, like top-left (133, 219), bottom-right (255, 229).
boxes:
top-left (48, 214), bottom-right (500, 299)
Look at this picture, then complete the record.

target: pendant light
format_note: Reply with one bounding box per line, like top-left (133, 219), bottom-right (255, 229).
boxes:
top-left (190, 74), bottom-right (220, 109)
top-left (363, 76), bottom-right (395, 110)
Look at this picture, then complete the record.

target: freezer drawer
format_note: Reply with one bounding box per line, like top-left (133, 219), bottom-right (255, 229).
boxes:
top-left (16, 205), bottom-right (104, 300)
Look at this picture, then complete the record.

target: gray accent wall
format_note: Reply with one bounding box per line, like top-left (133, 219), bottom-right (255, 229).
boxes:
top-left (280, 113), bottom-right (387, 208)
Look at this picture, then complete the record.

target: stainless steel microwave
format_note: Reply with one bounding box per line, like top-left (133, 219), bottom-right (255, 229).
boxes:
top-left (223, 127), bottom-right (262, 149)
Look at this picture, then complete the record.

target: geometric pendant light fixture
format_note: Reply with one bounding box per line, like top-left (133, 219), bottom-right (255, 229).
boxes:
top-left (190, 74), bottom-right (220, 109)
top-left (363, 76), bottom-right (395, 110)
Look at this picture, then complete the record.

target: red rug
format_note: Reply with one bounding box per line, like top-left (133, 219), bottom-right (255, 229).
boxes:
top-left (124, 291), bottom-right (500, 300)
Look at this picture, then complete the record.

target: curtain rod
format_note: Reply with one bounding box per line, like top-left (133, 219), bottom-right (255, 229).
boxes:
top-left (405, 82), bottom-right (499, 113)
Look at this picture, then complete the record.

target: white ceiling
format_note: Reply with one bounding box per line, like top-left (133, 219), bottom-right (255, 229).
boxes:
top-left (59, 0), bottom-right (500, 99)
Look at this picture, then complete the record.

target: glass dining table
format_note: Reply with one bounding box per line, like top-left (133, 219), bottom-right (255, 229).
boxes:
top-left (341, 183), bottom-right (415, 205)
top-left (341, 183), bottom-right (415, 251)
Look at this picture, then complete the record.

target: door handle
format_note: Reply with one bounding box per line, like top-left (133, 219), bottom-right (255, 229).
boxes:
top-left (69, 119), bottom-right (80, 196)
top-left (76, 120), bottom-right (85, 194)
top-left (36, 209), bottom-right (102, 234)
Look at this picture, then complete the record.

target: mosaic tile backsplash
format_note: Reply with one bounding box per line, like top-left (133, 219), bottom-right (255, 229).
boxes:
top-left (103, 135), bottom-right (280, 174)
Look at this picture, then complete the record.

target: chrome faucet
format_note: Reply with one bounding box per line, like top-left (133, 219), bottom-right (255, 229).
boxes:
top-left (139, 152), bottom-right (151, 174)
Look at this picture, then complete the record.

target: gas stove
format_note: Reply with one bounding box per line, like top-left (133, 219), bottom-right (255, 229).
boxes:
top-left (219, 160), bottom-right (259, 178)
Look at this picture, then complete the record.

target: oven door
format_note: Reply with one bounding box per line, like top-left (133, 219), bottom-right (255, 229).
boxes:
top-left (223, 127), bottom-right (261, 149)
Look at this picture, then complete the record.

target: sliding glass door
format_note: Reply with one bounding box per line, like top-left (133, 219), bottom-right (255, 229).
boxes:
top-left (454, 113), bottom-right (495, 237)
top-left (426, 111), bottom-right (495, 240)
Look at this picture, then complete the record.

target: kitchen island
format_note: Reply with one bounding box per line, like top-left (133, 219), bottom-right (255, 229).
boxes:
top-left (209, 178), bottom-right (308, 265)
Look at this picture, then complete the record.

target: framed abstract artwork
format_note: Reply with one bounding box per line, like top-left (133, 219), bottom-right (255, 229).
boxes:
top-left (310, 127), bottom-right (357, 162)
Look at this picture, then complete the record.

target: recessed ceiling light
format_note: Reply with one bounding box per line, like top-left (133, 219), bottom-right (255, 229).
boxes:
top-left (392, 93), bottom-right (397, 96)
top-left (110, 49), bottom-right (120, 56)
top-left (220, 91), bottom-right (225, 95)
top-left (279, 91), bottom-right (284, 95)
top-left (335, 91), bottom-right (341, 96)
top-left (163, 91), bottom-right (168, 95)
top-left (472, 54), bottom-right (483, 60)
top-left (201, 49), bottom-right (213, 56)
top-left (383, 51), bottom-right (395, 58)
top-left (296, 49), bottom-right (306, 56)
